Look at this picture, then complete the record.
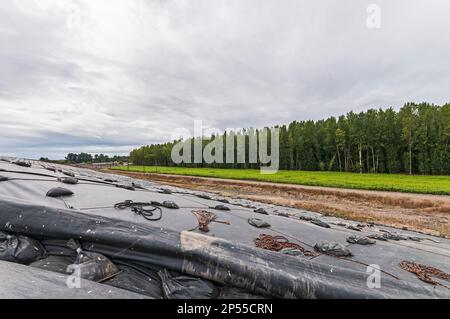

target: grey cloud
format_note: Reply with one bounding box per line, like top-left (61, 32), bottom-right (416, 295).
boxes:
top-left (0, 0), bottom-right (449, 159)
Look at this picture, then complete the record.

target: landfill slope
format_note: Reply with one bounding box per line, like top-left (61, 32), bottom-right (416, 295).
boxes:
top-left (0, 157), bottom-right (449, 299)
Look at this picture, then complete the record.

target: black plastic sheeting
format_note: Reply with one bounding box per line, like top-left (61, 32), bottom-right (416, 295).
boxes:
top-left (159, 268), bottom-right (219, 299)
top-left (0, 158), bottom-right (449, 299)
top-left (0, 231), bottom-right (46, 264)
top-left (0, 198), bottom-right (447, 299)
top-left (0, 260), bottom-right (147, 299)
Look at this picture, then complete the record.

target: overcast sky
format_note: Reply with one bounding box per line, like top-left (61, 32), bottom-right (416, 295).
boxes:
top-left (1, 0), bottom-right (449, 159)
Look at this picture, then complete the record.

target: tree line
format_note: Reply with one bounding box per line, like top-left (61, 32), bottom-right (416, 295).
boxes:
top-left (130, 103), bottom-right (450, 175)
top-left (65, 153), bottom-right (129, 164)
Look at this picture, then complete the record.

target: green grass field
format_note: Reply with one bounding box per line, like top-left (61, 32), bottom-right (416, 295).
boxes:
top-left (111, 166), bottom-right (450, 195)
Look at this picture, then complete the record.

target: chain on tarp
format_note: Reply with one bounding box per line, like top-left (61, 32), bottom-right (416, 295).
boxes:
top-left (400, 261), bottom-right (450, 289)
top-left (254, 234), bottom-right (317, 257)
top-left (189, 210), bottom-right (230, 232)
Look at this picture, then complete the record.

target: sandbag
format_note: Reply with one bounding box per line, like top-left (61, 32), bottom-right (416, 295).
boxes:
top-left (150, 200), bottom-right (179, 209)
top-left (162, 201), bottom-right (179, 209)
top-left (46, 187), bottom-right (74, 197)
top-left (105, 264), bottom-right (163, 298)
top-left (347, 225), bottom-right (362, 231)
top-left (213, 205), bottom-right (230, 211)
top-left (104, 178), bottom-right (118, 183)
top-left (196, 194), bottom-right (211, 200)
top-left (367, 234), bottom-right (388, 241)
top-left (346, 235), bottom-right (376, 245)
top-left (0, 231), bottom-right (46, 264)
top-left (41, 239), bottom-right (79, 257)
top-left (62, 170), bottom-right (75, 177)
top-left (14, 161), bottom-right (31, 168)
top-left (131, 182), bottom-right (145, 189)
top-left (158, 269), bottom-right (219, 299)
top-left (254, 208), bottom-right (269, 215)
top-left (248, 218), bottom-right (271, 228)
top-left (116, 184), bottom-right (135, 191)
top-left (280, 247), bottom-right (305, 256)
top-left (314, 242), bottom-right (352, 257)
top-left (368, 232), bottom-right (407, 241)
top-left (311, 219), bottom-right (331, 228)
top-left (58, 177), bottom-right (78, 185)
top-left (383, 232), bottom-right (407, 241)
top-left (69, 250), bottom-right (121, 282)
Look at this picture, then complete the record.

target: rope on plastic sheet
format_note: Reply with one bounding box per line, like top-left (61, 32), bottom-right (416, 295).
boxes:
top-left (114, 200), bottom-right (162, 221)
top-left (254, 234), bottom-right (317, 257)
top-left (189, 210), bottom-right (230, 233)
top-left (0, 169), bottom-right (128, 188)
top-left (399, 261), bottom-right (450, 289)
top-left (0, 169), bottom-right (58, 179)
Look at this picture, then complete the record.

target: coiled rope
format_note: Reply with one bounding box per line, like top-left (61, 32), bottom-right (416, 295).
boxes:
top-left (114, 200), bottom-right (162, 221)
top-left (254, 234), bottom-right (316, 257)
top-left (399, 261), bottom-right (450, 289)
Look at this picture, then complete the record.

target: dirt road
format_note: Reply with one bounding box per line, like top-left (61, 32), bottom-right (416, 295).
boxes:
top-left (106, 170), bottom-right (450, 237)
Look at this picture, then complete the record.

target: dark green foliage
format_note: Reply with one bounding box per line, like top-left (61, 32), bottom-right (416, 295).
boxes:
top-left (129, 103), bottom-right (450, 175)
top-left (65, 153), bottom-right (129, 164)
